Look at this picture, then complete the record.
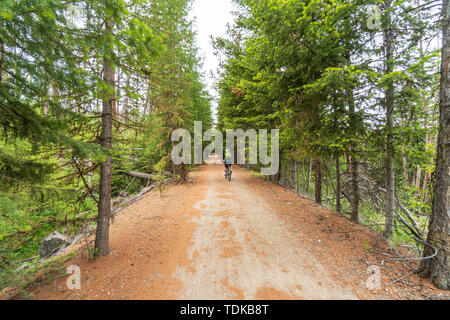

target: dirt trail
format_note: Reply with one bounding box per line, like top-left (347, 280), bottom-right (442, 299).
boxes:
top-left (27, 157), bottom-right (444, 300)
top-left (174, 158), bottom-right (355, 299)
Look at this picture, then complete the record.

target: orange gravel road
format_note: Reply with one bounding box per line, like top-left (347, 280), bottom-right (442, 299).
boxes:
top-left (29, 159), bottom-right (443, 300)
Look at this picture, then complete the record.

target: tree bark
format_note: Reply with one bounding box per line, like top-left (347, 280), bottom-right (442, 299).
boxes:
top-left (335, 156), bottom-right (341, 213)
top-left (42, 98), bottom-right (48, 116)
top-left (315, 158), bottom-right (322, 205)
top-left (95, 20), bottom-right (114, 257)
top-left (50, 81), bottom-right (59, 116)
top-left (346, 62), bottom-right (360, 224)
top-left (422, 133), bottom-right (432, 198)
top-left (399, 118), bottom-right (410, 187)
top-left (415, 166), bottom-right (422, 189)
top-left (123, 73), bottom-right (131, 122)
top-left (306, 157), bottom-right (312, 194)
top-left (294, 159), bottom-right (298, 194)
top-left (419, 0), bottom-right (450, 290)
top-left (112, 70), bottom-right (117, 115)
top-left (383, 0), bottom-right (396, 238)
top-left (0, 39), bottom-right (4, 83)
top-left (351, 156), bottom-right (360, 223)
top-left (402, 149), bottom-right (409, 187)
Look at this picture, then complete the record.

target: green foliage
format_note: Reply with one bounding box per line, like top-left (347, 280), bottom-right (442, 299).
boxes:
top-left (153, 159), bottom-right (168, 197)
top-left (363, 239), bottom-right (371, 253)
top-left (216, 0), bottom-right (439, 250)
top-left (249, 169), bottom-right (270, 181)
top-left (87, 247), bottom-right (98, 261)
top-left (0, 0), bottom-right (212, 290)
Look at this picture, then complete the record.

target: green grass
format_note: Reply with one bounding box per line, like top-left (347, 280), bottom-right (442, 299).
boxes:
top-left (248, 169), bottom-right (270, 181)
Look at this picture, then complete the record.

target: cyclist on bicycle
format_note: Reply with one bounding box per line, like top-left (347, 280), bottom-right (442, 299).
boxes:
top-left (223, 148), bottom-right (232, 177)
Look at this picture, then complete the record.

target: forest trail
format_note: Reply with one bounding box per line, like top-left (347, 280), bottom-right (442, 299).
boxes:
top-left (174, 156), bottom-right (356, 299)
top-left (30, 156), bottom-right (430, 300)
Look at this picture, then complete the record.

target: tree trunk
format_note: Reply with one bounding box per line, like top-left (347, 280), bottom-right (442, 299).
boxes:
top-left (335, 156), bottom-right (341, 213)
top-left (422, 168), bottom-right (431, 194)
top-left (306, 157), bottom-right (312, 194)
top-left (42, 100), bottom-right (48, 116)
top-left (0, 39), bottom-right (4, 83)
top-left (145, 79), bottom-right (152, 115)
top-left (346, 62), bottom-right (360, 224)
top-left (422, 133), bottom-right (432, 197)
top-left (384, 0), bottom-right (395, 238)
top-left (422, 94), bottom-right (430, 194)
top-left (402, 150), bottom-right (409, 187)
top-left (399, 118), bottom-right (410, 187)
top-left (345, 152), bottom-right (351, 175)
top-left (87, 160), bottom-right (93, 187)
top-left (51, 82), bottom-right (59, 115)
top-left (315, 159), bottom-right (322, 205)
top-left (112, 70), bottom-right (117, 115)
top-left (95, 20), bottom-right (114, 257)
top-left (351, 156), bottom-right (360, 223)
top-left (419, 0), bottom-right (450, 290)
top-left (415, 166), bottom-right (422, 189)
top-left (123, 73), bottom-right (131, 123)
top-left (293, 159), bottom-right (298, 194)
top-left (180, 163), bottom-right (187, 183)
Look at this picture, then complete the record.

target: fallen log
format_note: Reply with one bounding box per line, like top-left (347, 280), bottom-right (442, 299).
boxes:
top-left (126, 170), bottom-right (156, 180)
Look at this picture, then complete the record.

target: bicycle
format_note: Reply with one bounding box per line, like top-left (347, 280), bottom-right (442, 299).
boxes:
top-left (225, 165), bottom-right (232, 181)
top-left (224, 159), bottom-right (232, 181)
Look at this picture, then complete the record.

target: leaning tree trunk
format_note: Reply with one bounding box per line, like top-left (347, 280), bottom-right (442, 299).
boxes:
top-left (95, 20), bottom-right (114, 257)
top-left (419, 0), bottom-right (450, 290)
top-left (383, 0), bottom-right (396, 238)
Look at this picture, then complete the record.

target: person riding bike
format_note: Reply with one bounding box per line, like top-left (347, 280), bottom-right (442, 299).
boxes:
top-left (223, 148), bottom-right (232, 177)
